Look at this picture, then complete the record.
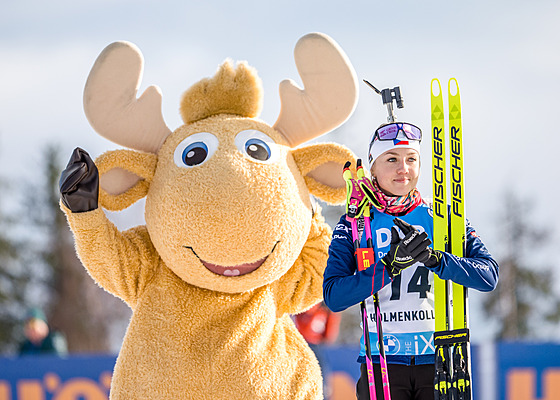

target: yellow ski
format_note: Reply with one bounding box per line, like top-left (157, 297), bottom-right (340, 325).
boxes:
top-left (432, 78), bottom-right (471, 400)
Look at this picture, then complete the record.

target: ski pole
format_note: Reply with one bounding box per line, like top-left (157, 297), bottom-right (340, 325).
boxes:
top-left (343, 161), bottom-right (377, 400)
top-left (356, 161), bottom-right (391, 400)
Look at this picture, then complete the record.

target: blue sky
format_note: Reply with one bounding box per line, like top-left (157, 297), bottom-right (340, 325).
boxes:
top-left (2, 0), bottom-right (560, 340)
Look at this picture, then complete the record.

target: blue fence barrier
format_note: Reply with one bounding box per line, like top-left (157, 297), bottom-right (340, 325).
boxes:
top-left (0, 355), bottom-right (113, 399)
top-left (497, 342), bottom-right (560, 400)
top-left (1, 342), bottom-right (559, 399)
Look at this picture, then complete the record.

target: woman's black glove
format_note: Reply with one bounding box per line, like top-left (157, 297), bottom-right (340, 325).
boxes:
top-left (59, 147), bottom-right (99, 213)
top-left (381, 218), bottom-right (439, 277)
top-left (423, 247), bottom-right (442, 269)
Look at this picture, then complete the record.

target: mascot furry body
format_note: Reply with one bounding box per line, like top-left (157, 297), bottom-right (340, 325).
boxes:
top-left (60, 33), bottom-right (358, 399)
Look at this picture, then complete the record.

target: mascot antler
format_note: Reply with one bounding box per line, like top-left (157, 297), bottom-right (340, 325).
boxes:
top-left (273, 33), bottom-right (358, 147)
top-left (83, 41), bottom-right (171, 154)
top-left (84, 34), bottom-right (357, 153)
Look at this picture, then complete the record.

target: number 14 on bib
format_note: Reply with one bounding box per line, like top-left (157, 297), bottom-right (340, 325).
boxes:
top-left (431, 78), bottom-right (471, 400)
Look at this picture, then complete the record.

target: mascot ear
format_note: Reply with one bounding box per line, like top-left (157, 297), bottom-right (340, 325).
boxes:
top-left (95, 150), bottom-right (157, 211)
top-left (292, 143), bottom-right (357, 205)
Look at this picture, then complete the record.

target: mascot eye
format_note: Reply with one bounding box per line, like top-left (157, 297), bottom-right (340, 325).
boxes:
top-left (245, 139), bottom-right (270, 161)
top-left (183, 142), bottom-right (208, 166)
top-left (235, 130), bottom-right (278, 163)
top-left (174, 132), bottom-right (219, 168)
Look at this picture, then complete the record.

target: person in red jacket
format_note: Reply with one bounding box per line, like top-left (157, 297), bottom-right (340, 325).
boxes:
top-left (295, 302), bottom-right (341, 399)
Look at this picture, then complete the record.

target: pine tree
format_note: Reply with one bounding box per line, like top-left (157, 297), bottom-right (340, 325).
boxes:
top-left (0, 177), bottom-right (30, 353)
top-left (482, 191), bottom-right (560, 339)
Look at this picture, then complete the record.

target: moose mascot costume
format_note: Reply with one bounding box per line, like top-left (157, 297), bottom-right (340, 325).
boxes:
top-left (60, 33), bottom-right (358, 399)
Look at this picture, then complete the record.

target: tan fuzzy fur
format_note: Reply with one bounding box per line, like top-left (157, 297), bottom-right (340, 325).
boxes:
top-left (63, 204), bottom-right (329, 399)
top-left (145, 116), bottom-right (312, 294)
top-left (62, 115), bottom-right (348, 399)
top-left (180, 60), bottom-right (263, 124)
top-left (65, 34), bottom-right (358, 400)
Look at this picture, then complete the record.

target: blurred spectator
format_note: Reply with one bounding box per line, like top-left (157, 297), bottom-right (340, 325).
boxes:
top-left (295, 301), bottom-right (341, 399)
top-left (19, 308), bottom-right (68, 356)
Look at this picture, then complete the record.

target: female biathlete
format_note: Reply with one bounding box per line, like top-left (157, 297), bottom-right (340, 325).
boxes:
top-left (323, 121), bottom-right (499, 400)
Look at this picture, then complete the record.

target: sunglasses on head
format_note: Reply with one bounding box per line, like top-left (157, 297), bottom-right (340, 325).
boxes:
top-left (372, 122), bottom-right (422, 142)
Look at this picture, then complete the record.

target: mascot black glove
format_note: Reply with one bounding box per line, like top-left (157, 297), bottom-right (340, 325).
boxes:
top-left (59, 147), bottom-right (99, 213)
top-left (381, 218), bottom-right (434, 277)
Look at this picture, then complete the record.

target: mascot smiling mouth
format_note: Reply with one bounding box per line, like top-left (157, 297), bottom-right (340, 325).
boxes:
top-left (184, 242), bottom-right (280, 277)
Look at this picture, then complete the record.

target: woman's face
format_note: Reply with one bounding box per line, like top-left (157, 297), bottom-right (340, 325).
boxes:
top-left (371, 148), bottom-right (420, 196)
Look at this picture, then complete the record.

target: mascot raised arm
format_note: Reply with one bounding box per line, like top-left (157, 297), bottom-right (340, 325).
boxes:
top-left (59, 32), bottom-right (357, 399)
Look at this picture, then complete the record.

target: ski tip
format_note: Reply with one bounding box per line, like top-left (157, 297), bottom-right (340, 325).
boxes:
top-left (448, 78), bottom-right (459, 96)
top-left (357, 159), bottom-right (362, 168)
top-left (343, 161), bottom-right (351, 169)
top-left (431, 79), bottom-right (442, 97)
